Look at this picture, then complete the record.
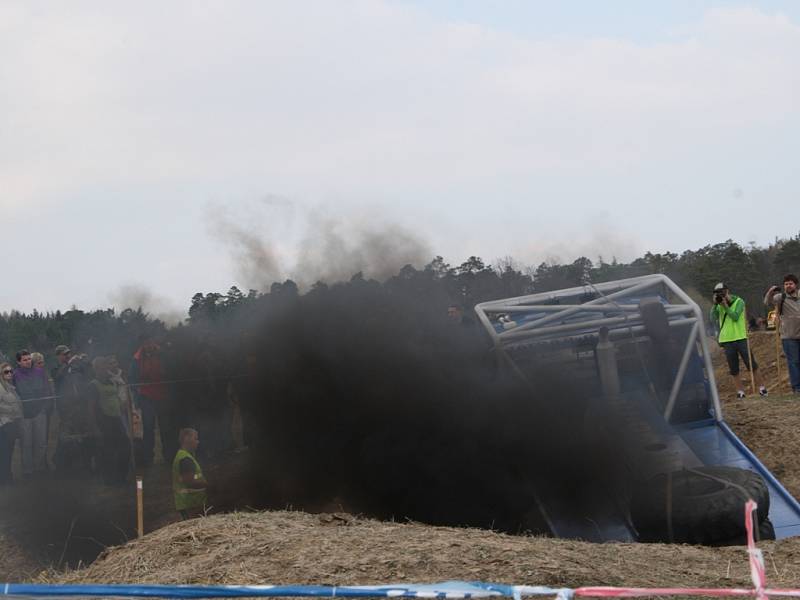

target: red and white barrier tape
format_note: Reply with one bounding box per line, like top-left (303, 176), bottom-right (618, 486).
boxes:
top-left (546, 500), bottom-right (796, 599)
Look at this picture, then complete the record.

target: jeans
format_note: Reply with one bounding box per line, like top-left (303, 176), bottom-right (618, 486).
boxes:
top-left (136, 395), bottom-right (178, 466)
top-left (0, 421), bottom-right (19, 484)
top-left (783, 338), bottom-right (800, 392)
top-left (21, 410), bottom-right (48, 474)
top-left (98, 415), bottom-right (130, 483)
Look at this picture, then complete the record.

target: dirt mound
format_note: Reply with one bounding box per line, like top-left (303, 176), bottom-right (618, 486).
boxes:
top-left (707, 330), bottom-right (800, 499)
top-left (721, 394), bottom-right (800, 500)
top-left (45, 510), bottom-right (800, 588)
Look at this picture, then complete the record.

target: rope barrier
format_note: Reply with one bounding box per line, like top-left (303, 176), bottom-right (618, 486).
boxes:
top-left (3, 501), bottom-right (800, 599)
top-left (14, 374), bottom-right (250, 404)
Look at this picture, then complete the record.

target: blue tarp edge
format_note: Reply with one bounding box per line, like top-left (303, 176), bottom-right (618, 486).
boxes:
top-left (0, 582), bottom-right (571, 599)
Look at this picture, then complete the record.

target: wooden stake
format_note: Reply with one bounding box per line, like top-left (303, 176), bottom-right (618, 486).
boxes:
top-left (136, 476), bottom-right (144, 538)
top-left (742, 300), bottom-right (757, 395)
top-left (775, 313), bottom-right (783, 391)
top-left (126, 385), bottom-right (137, 479)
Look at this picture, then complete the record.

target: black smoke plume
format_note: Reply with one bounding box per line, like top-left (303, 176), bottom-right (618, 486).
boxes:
top-left (226, 273), bottom-right (628, 533)
top-left (1, 254), bottom-right (659, 570)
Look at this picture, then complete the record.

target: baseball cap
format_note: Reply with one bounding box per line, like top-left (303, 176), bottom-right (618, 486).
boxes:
top-left (54, 345), bottom-right (71, 355)
top-left (713, 283), bottom-right (728, 292)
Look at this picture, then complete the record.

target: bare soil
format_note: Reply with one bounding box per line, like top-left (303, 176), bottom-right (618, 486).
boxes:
top-left (712, 331), bottom-right (800, 498)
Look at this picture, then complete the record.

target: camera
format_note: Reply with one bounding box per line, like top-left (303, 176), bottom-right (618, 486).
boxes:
top-left (714, 291), bottom-right (725, 304)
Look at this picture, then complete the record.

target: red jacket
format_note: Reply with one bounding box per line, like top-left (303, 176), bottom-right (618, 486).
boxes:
top-left (132, 347), bottom-right (168, 402)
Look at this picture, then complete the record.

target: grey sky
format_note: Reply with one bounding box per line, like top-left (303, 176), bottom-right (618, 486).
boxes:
top-left (2, 2), bottom-right (799, 316)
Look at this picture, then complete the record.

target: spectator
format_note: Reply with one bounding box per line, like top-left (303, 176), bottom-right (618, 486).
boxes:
top-left (52, 350), bottom-right (94, 474)
top-left (88, 357), bottom-right (130, 484)
top-left (31, 351), bottom-right (54, 465)
top-left (51, 345), bottom-right (73, 397)
top-left (190, 345), bottom-right (230, 460)
top-left (107, 355), bottom-right (133, 438)
top-left (130, 335), bottom-right (174, 466)
top-left (31, 352), bottom-right (45, 370)
top-left (13, 349), bottom-right (52, 475)
top-left (0, 362), bottom-right (23, 484)
top-left (709, 283), bottom-right (768, 398)
top-left (765, 274), bottom-right (800, 394)
top-left (172, 427), bottom-right (208, 519)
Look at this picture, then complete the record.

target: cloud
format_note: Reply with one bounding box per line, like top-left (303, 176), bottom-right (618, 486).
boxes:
top-left (2, 3), bottom-right (799, 216)
top-left (2, 2), bottom-right (799, 314)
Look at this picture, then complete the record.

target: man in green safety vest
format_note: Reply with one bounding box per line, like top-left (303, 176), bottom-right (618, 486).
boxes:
top-left (172, 428), bottom-right (208, 519)
top-left (709, 282), bottom-right (767, 399)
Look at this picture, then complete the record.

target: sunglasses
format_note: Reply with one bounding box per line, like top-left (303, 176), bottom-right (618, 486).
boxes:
top-left (2, 370), bottom-right (12, 375)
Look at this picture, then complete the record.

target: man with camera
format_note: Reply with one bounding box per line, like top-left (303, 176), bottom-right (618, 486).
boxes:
top-left (710, 283), bottom-right (767, 398)
top-left (765, 274), bottom-right (800, 394)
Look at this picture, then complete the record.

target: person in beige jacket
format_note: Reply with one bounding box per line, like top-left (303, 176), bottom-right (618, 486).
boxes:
top-left (0, 362), bottom-right (24, 484)
top-left (765, 274), bottom-right (800, 394)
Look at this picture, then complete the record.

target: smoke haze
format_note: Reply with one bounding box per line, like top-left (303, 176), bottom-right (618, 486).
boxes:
top-left (109, 284), bottom-right (184, 325)
top-left (207, 200), bottom-right (431, 291)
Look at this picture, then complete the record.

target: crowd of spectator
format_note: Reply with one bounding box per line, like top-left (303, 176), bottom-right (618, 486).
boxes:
top-left (709, 274), bottom-right (800, 399)
top-left (0, 334), bottom-right (245, 492)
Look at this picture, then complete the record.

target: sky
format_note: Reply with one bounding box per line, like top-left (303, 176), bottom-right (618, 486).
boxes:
top-left (2, 1), bottom-right (799, 317)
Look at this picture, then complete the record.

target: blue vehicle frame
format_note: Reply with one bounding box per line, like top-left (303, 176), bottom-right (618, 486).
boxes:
top-left (475, 274), bottom-right (800, 541)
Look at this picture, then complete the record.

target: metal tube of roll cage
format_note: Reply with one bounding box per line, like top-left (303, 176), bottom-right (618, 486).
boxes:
top-left (473, 301), bottom-right (501, 347)
top-left (476, 274), bottom-right (661, 310)
top-left (501, 279), bottom-right (662, 334)
top-left (663, 321), bottom-right (700, 422)
top-left (501, 315), bottom-right (698, 344)
top-left (500, 315), bottom-right (643, 341)
top-left (654, 275), bottom-right (722, 421)
top-left (503, 318), bottom-right (698, 351)
top-left (483, 304), bottom-right (695, 314)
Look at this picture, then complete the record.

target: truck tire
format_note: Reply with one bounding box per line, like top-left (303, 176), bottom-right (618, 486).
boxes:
top-left (631, 466), bottom-right (770, 544)
top-left (709, 518), bottom-right (776, 546)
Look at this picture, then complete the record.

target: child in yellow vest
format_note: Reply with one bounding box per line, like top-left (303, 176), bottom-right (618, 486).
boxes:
top-left (172, 428), bottom-right (208, 519)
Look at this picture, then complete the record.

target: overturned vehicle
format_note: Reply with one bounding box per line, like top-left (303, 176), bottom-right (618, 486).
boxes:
top-left (475, 274), bottom-right (800, 545)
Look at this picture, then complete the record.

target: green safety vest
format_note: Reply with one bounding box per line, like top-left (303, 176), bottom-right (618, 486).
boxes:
top-left (91, 380), bottom-right (121, 417)
top-left (172, 449), bottom-right (207, 511)
top-left (710, 294), bottom-right (747, 343)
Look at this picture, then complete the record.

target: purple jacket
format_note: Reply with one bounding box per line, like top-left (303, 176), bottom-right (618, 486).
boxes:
top-left (13, 366), bottom-right (51, 418)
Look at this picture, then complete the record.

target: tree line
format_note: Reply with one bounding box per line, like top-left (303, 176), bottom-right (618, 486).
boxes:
top-left (2, 234), bottom-right (799, 362)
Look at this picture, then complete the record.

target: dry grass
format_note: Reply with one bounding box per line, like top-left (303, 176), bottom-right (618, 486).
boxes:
top-left (0, 532), bottom-right (40, 581)
top-left (41, 510), bottom-right (800, 588)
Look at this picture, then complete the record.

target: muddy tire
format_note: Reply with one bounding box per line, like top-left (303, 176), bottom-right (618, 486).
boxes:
top-left (631, 466), bottom-right (770, 544)
top-left (709, 518), bottom-right (776, 546)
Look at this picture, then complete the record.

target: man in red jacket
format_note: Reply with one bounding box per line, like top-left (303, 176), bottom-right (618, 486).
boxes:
top-left (130, 335), bottom-right (175, 466)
